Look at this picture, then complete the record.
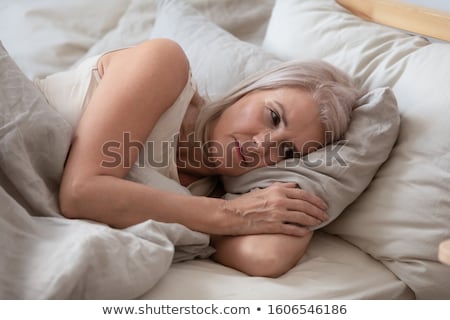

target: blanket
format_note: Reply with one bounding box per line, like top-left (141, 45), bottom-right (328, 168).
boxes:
top-left (0, 42), bottom-right (212, 299)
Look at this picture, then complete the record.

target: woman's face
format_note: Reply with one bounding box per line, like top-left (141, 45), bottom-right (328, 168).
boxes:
top-left (206, 87), bottom-right (325, 176)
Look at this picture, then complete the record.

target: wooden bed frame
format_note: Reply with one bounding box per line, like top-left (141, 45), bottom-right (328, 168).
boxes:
top-left (336, 0), bottom-right (450, 42)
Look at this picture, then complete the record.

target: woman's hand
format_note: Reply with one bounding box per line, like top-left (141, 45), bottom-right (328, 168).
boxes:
top-left (217, 182), bottom-right (328, 236)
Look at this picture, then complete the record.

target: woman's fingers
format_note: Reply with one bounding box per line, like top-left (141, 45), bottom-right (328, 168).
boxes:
top-left (284, 187), bottom-right (328, 210)
top-left (223, 182), bottom-right (329, 236)
top-left (278, 223), bottom-right (310, 237)
top-left (281, 210), bottom-right (322, 227)
top-left (287, 198), bottom-right (328, 222)
top-left (269, 183), bottom-right (329, 222)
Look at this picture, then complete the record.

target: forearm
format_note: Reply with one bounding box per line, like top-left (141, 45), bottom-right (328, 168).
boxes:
top-left (60, 175), bottom-right (223, 233)
top-left (61, 176), bottom-right (325, 237)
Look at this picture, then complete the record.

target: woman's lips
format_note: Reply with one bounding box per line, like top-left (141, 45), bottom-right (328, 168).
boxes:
top-left (234, 139), bottom-right (246, 164)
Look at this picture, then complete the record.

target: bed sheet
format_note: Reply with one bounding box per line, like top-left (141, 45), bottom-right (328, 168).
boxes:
top-left (143, 231), bottom-right (414, 299)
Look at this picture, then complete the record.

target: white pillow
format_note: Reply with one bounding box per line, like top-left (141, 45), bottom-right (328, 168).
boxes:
top-left (187, 0), bottom-right (275, 45)
top-left (0, 0), bottom-right (130, 79)
top-left (223, 87), bottom-right (400, 230)
top-left (77, 0), bottom-right (159, 62)
top-left (263, 0), bottom-right (429, 91)
top-left (150, 0), bottom-right (280, 96)
top-left (77, 0), bottom-right (275, 65)
top-left (263, 0), bottom-right (450, 299)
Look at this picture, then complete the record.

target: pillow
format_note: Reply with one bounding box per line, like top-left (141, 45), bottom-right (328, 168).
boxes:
top-left (263, 0), bottom-right (430, 91)
top-left (187, 0), bottom-right (275, 45)
top-left (150, 0), bottom-right (280, 97)
top-left (0, 0), bottom-right (130, 79)
top-left (78, 0), bottom-right (274, 64)
top-left (263, 0), bottom-right (450, 299)
top-left (77, 0), bottom-right (159, 61)
top-left (222, 87), bottom-right (400, 230)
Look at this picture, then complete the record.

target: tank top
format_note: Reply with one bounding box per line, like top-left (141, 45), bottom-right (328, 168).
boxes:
top-left (35, 51), bottom-right (216, 197)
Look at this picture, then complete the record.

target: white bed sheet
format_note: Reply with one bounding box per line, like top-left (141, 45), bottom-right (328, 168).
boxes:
top-left (143, 231), bottom-right (413, 299)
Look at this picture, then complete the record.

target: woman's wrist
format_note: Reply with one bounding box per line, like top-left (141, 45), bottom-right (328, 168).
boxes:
top-left (206, 197), bottom-right (235, 235)
top-left (179, 195), bottom-right (230, 235)
top-left (198, 196), bottom-right (245, 236)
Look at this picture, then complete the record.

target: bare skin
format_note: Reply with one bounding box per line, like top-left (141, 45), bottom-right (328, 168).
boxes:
top-left (59, 39), bottom-right (328, 277)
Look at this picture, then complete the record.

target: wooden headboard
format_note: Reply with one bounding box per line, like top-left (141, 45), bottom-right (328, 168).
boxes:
top-left (336, 0), bottom-right (450, 42)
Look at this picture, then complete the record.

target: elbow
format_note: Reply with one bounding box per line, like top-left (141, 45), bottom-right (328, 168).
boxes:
top-left (238, 237), bottom-right (308, 278)
top-left (58, 178), bottom-right (89, 219)
top-left (242, 251), bottom-right (299, 278)
top-left (212, 233), bottom-right (313, 278)
top-left (212, 235), bottom-right (307, 278)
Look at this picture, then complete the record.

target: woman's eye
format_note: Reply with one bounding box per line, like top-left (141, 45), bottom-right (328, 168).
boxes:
top-left (270, 109), bottom-right (281, 126)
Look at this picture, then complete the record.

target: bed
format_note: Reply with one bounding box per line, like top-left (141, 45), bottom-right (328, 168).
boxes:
top-left (0, 0), bottom-right (449, 299)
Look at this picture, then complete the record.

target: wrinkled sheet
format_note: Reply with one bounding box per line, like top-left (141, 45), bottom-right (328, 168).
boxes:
top-left (0, 44), bottom-right (212, 299)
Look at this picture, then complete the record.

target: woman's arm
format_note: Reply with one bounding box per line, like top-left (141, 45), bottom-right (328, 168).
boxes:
top-left (59, 39), bottom-right (328, 235)
top-left (211, 232), bottom-right (313, 277)
top-left (59, 39), bottom-right (222, 230)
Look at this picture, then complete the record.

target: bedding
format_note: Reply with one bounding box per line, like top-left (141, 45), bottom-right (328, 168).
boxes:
top-left (0, 0), bottom-right (131, 79)
top-left (79, 0), bottom-right (274, 62)
top-left (142, 0), bottom-right (410, 299)
top-left (0, 0), bottom-right (448, 299)
top-left (262, 0), bottom-right (450, 299)
top-left (0, 42), bottom-right (212, 299)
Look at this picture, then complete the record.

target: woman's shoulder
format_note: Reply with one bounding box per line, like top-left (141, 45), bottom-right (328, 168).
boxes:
top-left (93, 39), bottom-right (192, 125)
top-left (97, 39), bottom-right (189, 81)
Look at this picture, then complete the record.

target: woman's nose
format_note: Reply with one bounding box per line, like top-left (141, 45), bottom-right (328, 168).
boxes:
top-left (248, 132), bottom-right (284, 166)
top-left (251, 131), bottom-right (275, 154)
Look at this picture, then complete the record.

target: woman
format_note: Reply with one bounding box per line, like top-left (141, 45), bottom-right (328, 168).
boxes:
top-left (36, 39), bottom-right (361, 277)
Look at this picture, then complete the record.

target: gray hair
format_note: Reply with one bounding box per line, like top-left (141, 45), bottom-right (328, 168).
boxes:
top-left (194, 59), bottom-right (363, 147)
